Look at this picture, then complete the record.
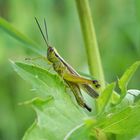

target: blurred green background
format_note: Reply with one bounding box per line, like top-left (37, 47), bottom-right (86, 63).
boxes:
top-left (0, 0), bottom-right (140, 139)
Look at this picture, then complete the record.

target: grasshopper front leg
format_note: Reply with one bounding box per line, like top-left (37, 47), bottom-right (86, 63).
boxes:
top-left (25, 56), bottom-right (52, 64)
top-left (25, 56), bottom-right (53, 71)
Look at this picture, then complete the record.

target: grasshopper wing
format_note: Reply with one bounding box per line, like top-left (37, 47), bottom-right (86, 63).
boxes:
top-left (81, 84), bottom-right (99, 98)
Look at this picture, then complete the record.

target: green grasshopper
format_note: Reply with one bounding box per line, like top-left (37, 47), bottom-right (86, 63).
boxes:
top-left (34, 18), bottom-right (100, 112)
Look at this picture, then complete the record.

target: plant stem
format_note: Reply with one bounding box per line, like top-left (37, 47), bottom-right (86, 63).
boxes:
top-left (75, 0), bottom-right (105, 89)
top-left (75, 0), bottom-right (105, 112)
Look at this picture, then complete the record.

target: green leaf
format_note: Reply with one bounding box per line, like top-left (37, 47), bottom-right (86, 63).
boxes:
top-left (118, 61), bottom-right (140, 104)
top-left (11, 61), bottom-right (88, 140)
top-left (97, 82), bottom-right (116, 113)
top-left (0, 17), bottom-right (42, 55)
top-left (96, 104), bottom-right (140, 139)
top-left (65, 102), bottom-right (140, 140)
top-left (110, 91), bottom-right (120, 105)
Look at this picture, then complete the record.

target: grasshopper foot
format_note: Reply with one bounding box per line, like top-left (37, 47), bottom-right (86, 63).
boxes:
top-left (84, 104), bottom-right (92, 112)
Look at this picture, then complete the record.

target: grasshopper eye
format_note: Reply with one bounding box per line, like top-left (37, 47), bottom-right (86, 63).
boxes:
top-left (48, 47), bottom-right (54, 52)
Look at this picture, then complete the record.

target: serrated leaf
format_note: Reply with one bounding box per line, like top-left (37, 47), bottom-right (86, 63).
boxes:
top-left (11, 61), bottom-right (88, 140)
top-left (0, 17), bottom-right (42, 55)
top-left (97, 82), bottom-right (115, 113)
top-left (118, 61), bottom-right (140, 104)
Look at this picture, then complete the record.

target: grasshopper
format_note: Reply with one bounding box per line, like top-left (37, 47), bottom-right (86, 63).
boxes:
top-left (34, 18), bottom-right (100, 112)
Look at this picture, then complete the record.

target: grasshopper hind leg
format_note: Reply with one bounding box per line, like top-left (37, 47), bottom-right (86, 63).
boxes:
top-left (66, 81), bottom-right (92, 112)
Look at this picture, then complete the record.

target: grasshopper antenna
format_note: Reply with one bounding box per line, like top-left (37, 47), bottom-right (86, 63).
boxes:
top-left (34, 17), bottom-right (49, 47)
top-left (44, 18), bottom-right (49, 42)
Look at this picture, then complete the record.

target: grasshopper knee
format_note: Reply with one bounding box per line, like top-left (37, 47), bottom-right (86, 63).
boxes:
top-left (92, 80), bottom-right (100, 88)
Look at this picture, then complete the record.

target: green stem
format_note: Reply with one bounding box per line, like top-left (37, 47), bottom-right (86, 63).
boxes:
top-left (75, 0), bottom-right (105, 111)
top-left (75, 0), bottom-right (105, 88)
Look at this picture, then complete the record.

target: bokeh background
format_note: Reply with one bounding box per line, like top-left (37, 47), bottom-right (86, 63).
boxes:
top-left (0, 0), bottom-right (140, 140)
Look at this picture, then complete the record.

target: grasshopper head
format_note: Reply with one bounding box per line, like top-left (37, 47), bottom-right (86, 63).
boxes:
top-left (47, 46), bottom-right (58, 62)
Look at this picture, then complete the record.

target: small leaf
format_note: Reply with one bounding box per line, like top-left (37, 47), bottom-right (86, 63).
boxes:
top-left (98, 82), bottom-right (116, 113)
top-left (118, 61), bottom-right (140, 103)
top-left (110, 91), bottom-right (120, 105)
